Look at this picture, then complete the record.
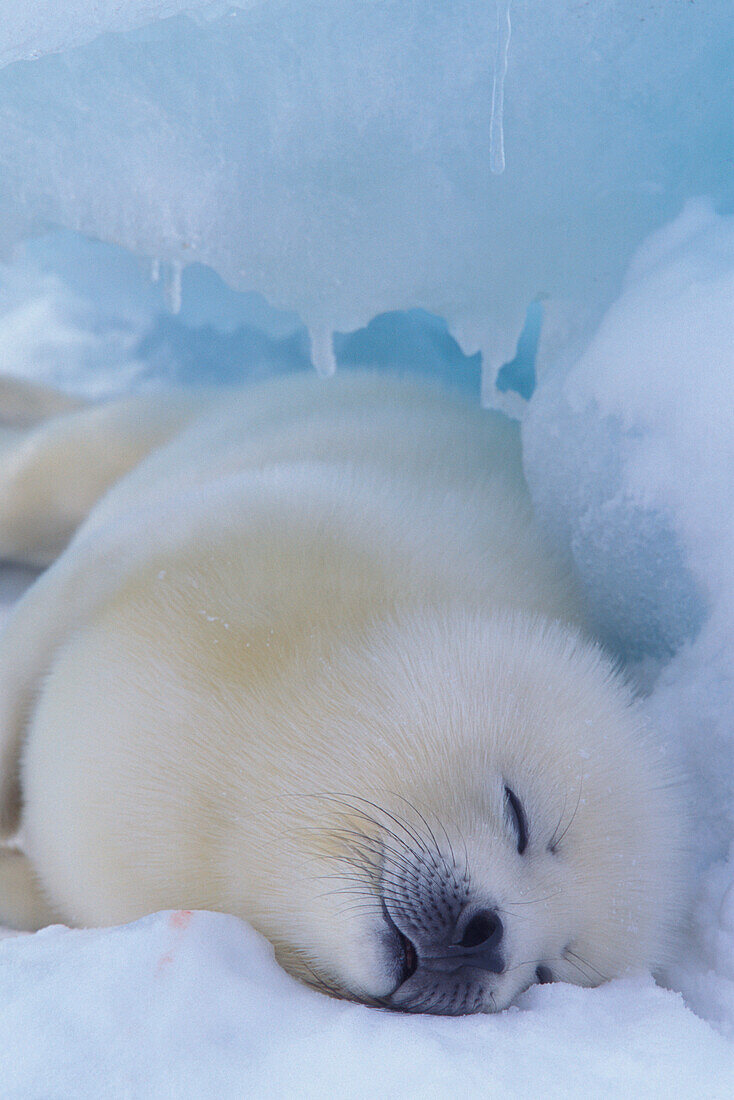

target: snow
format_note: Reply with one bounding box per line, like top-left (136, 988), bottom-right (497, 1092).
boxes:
top-left (1, 911), bottom-right (732, 1098)
top-left (523, 204), bottom-right (734, 1044)
top-left (0, 0), bottom-right (733, 1092)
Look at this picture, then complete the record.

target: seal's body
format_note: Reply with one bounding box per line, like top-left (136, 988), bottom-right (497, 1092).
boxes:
top-left (0, 372), bottom-right (685, 1014)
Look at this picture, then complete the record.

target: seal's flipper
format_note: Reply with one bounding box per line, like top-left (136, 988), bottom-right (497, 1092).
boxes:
top-left (0, 846), bottom-right (61, 930)
top-left (0, 383), bottom-right (196, 568)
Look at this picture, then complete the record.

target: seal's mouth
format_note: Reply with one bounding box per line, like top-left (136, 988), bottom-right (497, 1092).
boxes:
top-left (381, 899), bottom-right (418, 987)
top-left (396, 928), bottom-right (418, 984)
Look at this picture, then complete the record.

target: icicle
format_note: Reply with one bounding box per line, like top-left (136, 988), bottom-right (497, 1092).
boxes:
top-left (310, 329), bottom-right (337, 377)
top-left (163, 260), bottom-right (183, 315)
top-left (489, 0), bottom-right (512, 175)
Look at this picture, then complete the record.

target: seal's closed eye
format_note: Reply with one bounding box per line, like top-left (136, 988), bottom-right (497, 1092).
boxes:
top-left (504, 786), bottom-right (528, 854)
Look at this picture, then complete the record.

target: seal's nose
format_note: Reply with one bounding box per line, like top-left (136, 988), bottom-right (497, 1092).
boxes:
top-left (459, 909), bottom-right (503, 950)
top-left (423, 907), bottom-right (505, 975)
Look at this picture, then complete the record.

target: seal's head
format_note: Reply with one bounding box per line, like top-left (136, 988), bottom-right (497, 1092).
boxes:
top-left (243, 611), bottom-right (687, 1015)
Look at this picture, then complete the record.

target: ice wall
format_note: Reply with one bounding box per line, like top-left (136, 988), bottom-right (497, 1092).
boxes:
top-left (0, 2), bottom-right (206, 67)
top-left (0, 1), bottom-right (731, 378)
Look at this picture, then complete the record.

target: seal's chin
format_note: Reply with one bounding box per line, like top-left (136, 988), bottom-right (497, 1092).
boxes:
top-left (334, 908), bottom-right (419, 1003)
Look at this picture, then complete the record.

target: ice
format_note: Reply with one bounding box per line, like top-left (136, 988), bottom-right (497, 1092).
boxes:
top-left (0, 3), bottom-right (251, 68)
top-left (0, 2), bottom-right (731, 380)
top-left (310, 329), bottom-right (337, 378)
top-left (523, 203), bottom-right (734, 1036)
top-left (163, 260), bottom-right (183, 316)
top-left (0, 230), bottom-right (481, 398)
top-left (0, 231), bottom-right (309, 397)
top-left (1, 911), bottom-right (732, 1098)
top-left (489, 1), bottom-right (512, 176)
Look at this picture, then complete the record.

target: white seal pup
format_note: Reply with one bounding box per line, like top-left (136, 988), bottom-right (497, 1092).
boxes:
top-left (0, 370), bottom-right (686, 1015)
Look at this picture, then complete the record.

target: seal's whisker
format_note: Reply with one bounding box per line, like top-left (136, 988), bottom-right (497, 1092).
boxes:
top-left (340, 794), bottom-right (441, 869)
top-left (551, 777), bottom-right (583, 852)
top-left (392, 794), bottom-right (450, 871)
top-left (412, 799), bottom-right (459, 876)
top-left (564, 947), bottom-right (607, 983)
top-left (455, 823), bottom-right (470, 884)
top-left (299, 961), bottom-right (348, 1001)
top-left (326, 826), bottom-right (427, 885)
top-left (324, 800), bottom-right (441, 880)
top-left (502, 889), bottom-right (562, 907)
top-left (314, 794), bottom-right (425, 853)
top-left (503, 957), bottom-right (548, 975)
top-left (335, 903), bottom-right (392, 919)
top-left (561, 954), bottom-right (595, 984)
top-left (548, 787), bottom-right (569, 852)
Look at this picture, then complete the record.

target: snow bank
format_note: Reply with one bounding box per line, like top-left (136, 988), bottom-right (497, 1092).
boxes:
top-left (0, 2), bottom-right (731, 376)
top-left (524, 202), bottom-right (734, 1038)
top-left (1, 911), bottom-right (731, 1099)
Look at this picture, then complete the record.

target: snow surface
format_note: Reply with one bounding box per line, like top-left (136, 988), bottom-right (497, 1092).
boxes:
top-left (1, 911), bottom-right (733, 1099)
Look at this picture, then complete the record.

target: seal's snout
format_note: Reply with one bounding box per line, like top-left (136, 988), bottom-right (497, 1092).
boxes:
top-left (408, 906), bottom-right (505, 977)
top-left (460, 909), bottom-right (503, 952)
top-left (386, 900), bottom-right (507, 1014)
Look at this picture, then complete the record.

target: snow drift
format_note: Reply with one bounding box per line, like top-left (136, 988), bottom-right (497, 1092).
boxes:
top-left (1, 911), bottom-right (732, 1098)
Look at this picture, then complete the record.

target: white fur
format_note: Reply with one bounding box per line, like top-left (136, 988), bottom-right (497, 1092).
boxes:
top-left (0, 372), bottom-right (686, 1012)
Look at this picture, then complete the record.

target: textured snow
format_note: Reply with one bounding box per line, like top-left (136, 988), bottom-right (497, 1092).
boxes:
top-left (0, 1), bottom-right (731, 377)
top-left (1, 911), bottom-right (732, 1099)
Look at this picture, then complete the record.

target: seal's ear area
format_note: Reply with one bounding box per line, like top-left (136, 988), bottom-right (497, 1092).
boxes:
top-left (0, 388), bottom-right (196, 568)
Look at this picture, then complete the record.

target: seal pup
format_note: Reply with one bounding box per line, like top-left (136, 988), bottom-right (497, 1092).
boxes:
top-left (0, 370), bottom-right (686, 1014)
